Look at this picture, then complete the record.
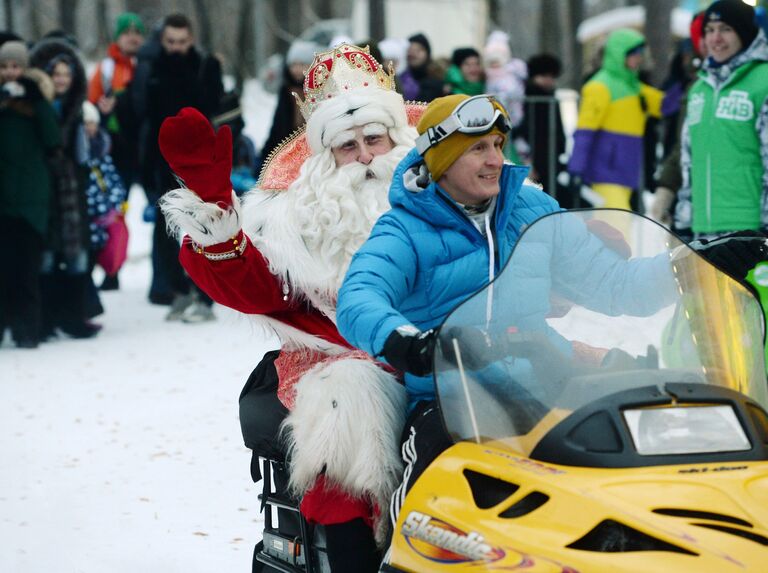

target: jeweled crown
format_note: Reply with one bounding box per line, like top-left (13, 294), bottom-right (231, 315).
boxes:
top-left (296, 43), bottom-right (396, 120)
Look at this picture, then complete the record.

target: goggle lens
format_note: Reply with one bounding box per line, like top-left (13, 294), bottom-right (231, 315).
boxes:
top-left (456, 97), bottom-right (498, 128)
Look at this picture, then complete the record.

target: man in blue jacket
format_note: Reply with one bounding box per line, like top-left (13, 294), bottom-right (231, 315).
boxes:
top-left (336, 93), bottom-right (768, 535)
top-left (337, 94), bottom-right (564, 526)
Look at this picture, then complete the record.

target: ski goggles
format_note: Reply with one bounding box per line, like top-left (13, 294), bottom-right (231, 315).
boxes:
top-left (415, 95), bottom-right (511, 155)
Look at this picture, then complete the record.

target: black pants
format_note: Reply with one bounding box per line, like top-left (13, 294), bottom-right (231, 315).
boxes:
top-left (240, 350), bottom-right (381, 572)
top-left (153, 207), bottom-right (212, 305)
top-left (0, 216), bottom-right (44, 343)
top-left (389, 400), bottom-right (453, 529)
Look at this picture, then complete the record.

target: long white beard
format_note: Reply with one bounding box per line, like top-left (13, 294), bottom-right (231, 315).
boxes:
top-left (241, 144), bottom-right (409, 320)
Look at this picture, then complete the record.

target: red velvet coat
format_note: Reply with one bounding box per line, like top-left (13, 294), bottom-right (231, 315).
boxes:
top-left (179, 231), bottom-right (350, 349)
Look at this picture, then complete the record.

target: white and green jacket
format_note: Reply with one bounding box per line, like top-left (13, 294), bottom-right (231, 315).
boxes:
top-left (675, 30), bottom-right (768, 236)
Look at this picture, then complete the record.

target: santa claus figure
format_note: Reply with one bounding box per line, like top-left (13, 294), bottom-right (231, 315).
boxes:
top-left (157, 43), bottom-right (420, 571)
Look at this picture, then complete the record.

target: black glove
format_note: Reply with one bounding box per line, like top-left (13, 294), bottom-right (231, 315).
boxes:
top-left (381, 327), bottom-right (437, 377)
top-left (691, 231), bottom-right (768, 280)
top-left (439, 326), bottom-right (496, 370)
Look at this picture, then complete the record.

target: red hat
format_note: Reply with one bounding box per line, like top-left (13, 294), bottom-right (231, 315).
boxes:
top-left (690, 11), bottom-right (705, 57)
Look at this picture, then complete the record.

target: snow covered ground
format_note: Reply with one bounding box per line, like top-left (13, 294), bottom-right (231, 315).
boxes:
top-left (1, 184), bottom-right (278, 572)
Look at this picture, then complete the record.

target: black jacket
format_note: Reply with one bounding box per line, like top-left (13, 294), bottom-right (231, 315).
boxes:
top-left (143, 47), bottom-right (224, 195)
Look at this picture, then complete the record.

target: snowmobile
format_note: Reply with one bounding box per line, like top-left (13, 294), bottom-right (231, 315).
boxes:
top-left (382, 209), bottom-right (768, 572)
top-left (253, 209), bottom-right (768, 572)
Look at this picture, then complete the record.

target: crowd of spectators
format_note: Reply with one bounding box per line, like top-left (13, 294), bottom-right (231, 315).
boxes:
top-left (3, 0), bottom-right (766, 350)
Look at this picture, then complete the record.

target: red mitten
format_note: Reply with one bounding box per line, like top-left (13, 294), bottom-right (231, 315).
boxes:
top-left (159, 107), bottom-right (233, 207)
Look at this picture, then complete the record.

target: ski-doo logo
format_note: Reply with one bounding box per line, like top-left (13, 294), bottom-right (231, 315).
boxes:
top-left (401, 511), bottom-right (505, 563)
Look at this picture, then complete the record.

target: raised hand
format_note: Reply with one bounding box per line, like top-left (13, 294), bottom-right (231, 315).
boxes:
top-left (159, 107), bottom-right (233, 207)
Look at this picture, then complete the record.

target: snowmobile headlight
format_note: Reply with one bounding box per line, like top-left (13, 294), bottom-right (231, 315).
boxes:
top-left (623, 405), bottom-right (751, 456)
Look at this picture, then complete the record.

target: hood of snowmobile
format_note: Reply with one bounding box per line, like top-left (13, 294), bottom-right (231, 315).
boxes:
top-left (388, 441), bottom-right (768, 572)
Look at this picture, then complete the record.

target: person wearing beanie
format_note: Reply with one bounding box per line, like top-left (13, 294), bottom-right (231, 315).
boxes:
top-left (1, 36), bottom-right (61, 348)
top-left (568, 28), bottom-right (675, 211)
top-left (337, 92), bottom-right (678, 532)
top-left (0, 40), bottom-right (29, 72)
top-left (445, 46), bottom-right (485, 95)
top-left (157, 43), bottom-right (418, 571)
top-left (674, 0), bottom-right (768, 316)
top-left (86, 11), bottom-right (145, 290)
top-left (260, 39), bottom-right (320, 160)
top-left (398, 32), bottom-right (444, 102)
top-left (88, 12), bottom-right (144, 108)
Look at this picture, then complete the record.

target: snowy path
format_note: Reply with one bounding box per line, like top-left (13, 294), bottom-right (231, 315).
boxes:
top-left (1, 188), bottom-right (278, 572)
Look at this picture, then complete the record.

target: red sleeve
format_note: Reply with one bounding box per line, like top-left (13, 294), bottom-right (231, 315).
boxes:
top-left (179, 231), bottom-right (290, 314)
top-left (179, 231), bottom-right (351, 348)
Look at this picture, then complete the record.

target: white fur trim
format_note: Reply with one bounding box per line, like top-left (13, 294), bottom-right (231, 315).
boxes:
top-left (306, 88), bottom-right (408, 153)
top-left (160, 189), bottom-right (241, 246)
top-left (249, 314), bottom-right (348, 355)
top-left (282, 358), bottom-right (406, 545)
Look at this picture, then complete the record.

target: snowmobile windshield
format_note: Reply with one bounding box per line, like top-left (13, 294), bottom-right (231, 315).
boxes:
top-left (433, 209), bottom-right (767, 456)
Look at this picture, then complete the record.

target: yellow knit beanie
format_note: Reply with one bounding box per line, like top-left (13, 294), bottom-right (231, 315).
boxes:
top-left (417, 94), bottom-right (508, 181)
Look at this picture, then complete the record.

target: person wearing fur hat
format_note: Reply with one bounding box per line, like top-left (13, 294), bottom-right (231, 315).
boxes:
top-left (29, 36), bottom-right (105, 339)
top-left (335, 94), bottom-right (688, 536)
top-left (0, 38), bottom-right (60, 347)
top-left (516, 53), bottom-right (569, 206)
top-left (157, 43), bottom-right (419, 571)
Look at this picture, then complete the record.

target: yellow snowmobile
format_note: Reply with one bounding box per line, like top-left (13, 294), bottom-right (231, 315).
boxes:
top-left (383, 209), bottom-right (768, 573)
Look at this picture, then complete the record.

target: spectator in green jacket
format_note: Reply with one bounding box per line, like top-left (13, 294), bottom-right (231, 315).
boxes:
top-left (0, 39), bottom-right (60, 347)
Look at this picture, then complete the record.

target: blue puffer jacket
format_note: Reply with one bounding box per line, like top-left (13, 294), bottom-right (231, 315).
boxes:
top-left (337, 148), bottom-right (561, 404)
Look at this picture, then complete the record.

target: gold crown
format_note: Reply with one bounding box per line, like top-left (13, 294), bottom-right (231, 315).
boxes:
top-left (296, 43), bottom-right (396, 120)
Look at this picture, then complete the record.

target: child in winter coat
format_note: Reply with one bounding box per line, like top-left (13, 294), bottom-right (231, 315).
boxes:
top-left (483, 31), bottom-right (527, 129)
top-left (77, 101), bottom-right (128, 265)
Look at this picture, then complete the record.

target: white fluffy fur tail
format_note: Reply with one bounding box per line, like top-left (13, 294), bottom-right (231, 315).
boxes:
top-left (282, 358), bottom-right (406, 545)
top-left (159, 188), bottom-right (242, 246)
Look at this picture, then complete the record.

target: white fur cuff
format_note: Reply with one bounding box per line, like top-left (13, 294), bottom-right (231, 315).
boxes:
top-left (160, 189), bottom-right (242, 247)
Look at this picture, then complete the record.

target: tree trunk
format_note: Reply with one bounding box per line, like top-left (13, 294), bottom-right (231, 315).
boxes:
top-left (565, 0), bottom-right (585, 89)
top-left (488, 0), bottom-right (501, 27)
top-left (235, 0), bottom-right (256, 89)
top-left (125, 0), bottom-right (161, 24)
top-left (3, 0), bottom-right (13, 31)
top-left (315, 0), bottom-right (333, 19)
top-left (191, 0), bottom-right (213, 52)
top-left (539, 0), bottom-right (562, 56)
top-left (96, 0), bottom-right (109, 54)
top-left (58, 0), bottom-right (77, 34)
top-left (643, 0), bottom-right (676, 87)
top-left (368, 0), bottom-right (385, 42)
